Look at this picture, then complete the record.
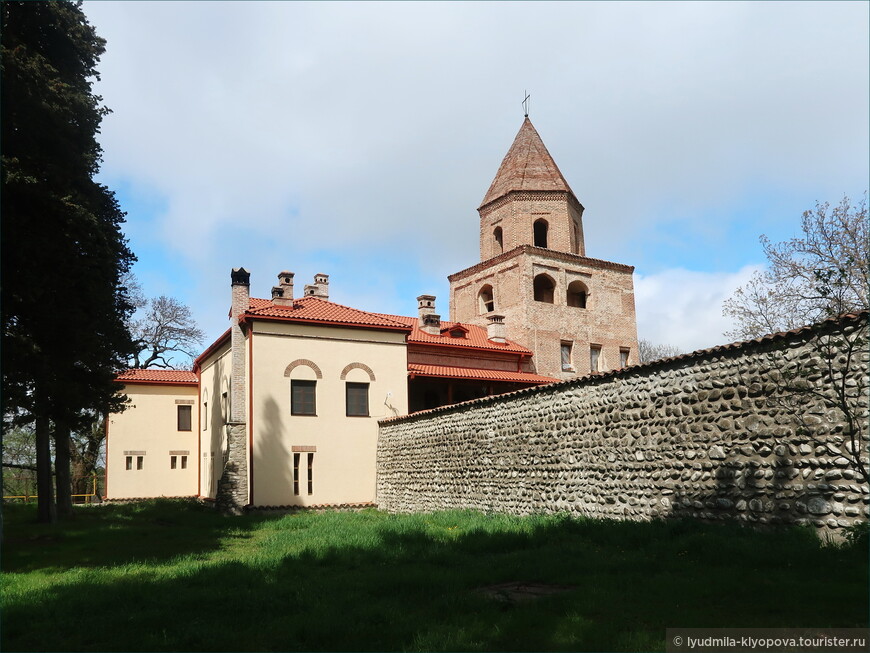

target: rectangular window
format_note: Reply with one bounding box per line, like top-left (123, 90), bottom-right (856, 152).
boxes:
top-left (136, 456), bottom-right (144, 470)
top-left (171, 455), bottom-right (177, 469)
top-left (560, 341), bottom-right (573, 371)
top-left (126, 456), bottom-right (132, 471)
top-left (177, 405), bottom-right (192, 431)
top-left (620, 348), bottom-right (630, 368)
top-left (590, 345), bottom-right (601, 372)
top-left (307, 453), bottom-right (314, 495)
top-left (221, 392), bottom-right (228, 423)
top-left (346, 382), bottom-right (370, 417)
top-left (293, 453), bottom-right (300, 496)
top-left (181, 455), bottom-right (187, 470)
top-left (203, 402), bottom-right (208, 430)
top-left (291, 380), bottom-right (317, 416)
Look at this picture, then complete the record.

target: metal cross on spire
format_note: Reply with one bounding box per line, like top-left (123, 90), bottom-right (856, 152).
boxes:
top-left (522, 91), bottom-right (530, 117)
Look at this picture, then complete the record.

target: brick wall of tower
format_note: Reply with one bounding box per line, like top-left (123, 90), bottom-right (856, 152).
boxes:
top-left (479, 192), bottom-right (584, 260)
top-left (450, 246), bottom-right (638, 379)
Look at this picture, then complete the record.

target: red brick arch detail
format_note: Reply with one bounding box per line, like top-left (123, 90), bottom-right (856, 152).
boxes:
top-left (340, 362), bottom-right (376, 381)
top-left (283, 359), bottom-right (323, 379)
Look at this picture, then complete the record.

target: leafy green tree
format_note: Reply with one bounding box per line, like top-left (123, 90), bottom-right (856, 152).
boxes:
top-left (2, 1), bottom-right (136, 521)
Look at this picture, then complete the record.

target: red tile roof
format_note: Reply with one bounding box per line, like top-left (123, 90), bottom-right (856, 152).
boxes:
top-left (409, 363), bottom-right (556, 384)
top-left (375, 313), bottom-right (532, 354)
top-left (480, 117), bottom-right (576, 208)
top-left (115, 369), bottom-right (198, 385)
top-left (244, 297), bottom-right (410, 331)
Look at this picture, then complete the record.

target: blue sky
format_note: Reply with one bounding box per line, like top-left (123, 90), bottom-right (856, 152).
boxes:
top-left (83, 1), bottom-right (869, 362)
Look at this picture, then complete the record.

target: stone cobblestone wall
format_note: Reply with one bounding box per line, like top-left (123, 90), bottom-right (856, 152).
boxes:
top-left (377, 313), bottom-right (869, 537)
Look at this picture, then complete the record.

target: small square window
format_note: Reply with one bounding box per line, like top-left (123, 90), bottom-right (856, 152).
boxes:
top-left (346, 382), bottom-right (370, 417)
top-left (177, 405), bottom-right (192, 431)
top-left (560, 342), bottom-right (573, 371)
top-left (590, 345), bottom-right (601, 372)
top-left (291, 380), bottom-right (317, 416)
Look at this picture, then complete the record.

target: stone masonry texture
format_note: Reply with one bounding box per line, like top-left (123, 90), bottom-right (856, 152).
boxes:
top-left (377, 312), bottom-right (869, 538)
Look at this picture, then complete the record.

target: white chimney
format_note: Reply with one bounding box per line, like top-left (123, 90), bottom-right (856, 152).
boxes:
top-left (417, 295), bottom-right (440, 335)
top-left (487, 314), bottom-right (506, 343)
top-left (272, 271), bottom-right (294, 306)
top-left (304, 273), bottom-right (329, 299)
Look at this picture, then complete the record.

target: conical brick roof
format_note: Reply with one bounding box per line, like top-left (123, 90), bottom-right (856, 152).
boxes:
top-left (479, 117), bottom-right (576, 208)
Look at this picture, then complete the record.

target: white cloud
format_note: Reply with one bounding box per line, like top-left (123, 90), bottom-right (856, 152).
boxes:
top-left (634, 264), bottom-right (763, 353)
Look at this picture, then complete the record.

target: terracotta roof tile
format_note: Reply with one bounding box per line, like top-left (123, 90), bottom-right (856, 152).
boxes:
top-left (374, 313), bottom-right (532, 354)
top-left (115, 369), bottom-right (198, 385)
top-left (480, 117), bottom-right (575, 208)
top-left (245, 296), bottom-right (410, 331)
top-left (409, 363), bottom-right (557, 384)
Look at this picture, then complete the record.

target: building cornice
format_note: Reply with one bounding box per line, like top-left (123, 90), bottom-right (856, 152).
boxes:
top-left (478, 190), bottom-right (584, 216)
top-left (448, 245), bottom-right (634, 283)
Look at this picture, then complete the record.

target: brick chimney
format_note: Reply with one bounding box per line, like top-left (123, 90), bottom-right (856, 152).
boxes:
top-left (218, 267), bottom-right (251, 513)
top-left (304, 273), bottom-right (329, 299)
top-left (417, 295), bottom-right (441, 335)
top-left (487, 314), bottom-right (506, 343)
top-left (272, 271), bottom-right (294, 306)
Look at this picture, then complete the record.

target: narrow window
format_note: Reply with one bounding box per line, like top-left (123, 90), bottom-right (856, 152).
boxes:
top-left (291, 380), bottom-right (317, 416)
top-left (533, 274), bottom-right (555, 303)
top-left (533, 219), bottom-right (548, 248)
top-left (221, 391), bottom-right (228, 423)
top-left (573, 222), bottom-right (581, 254)
top-left (126, 456), bottom-right (132, 471)
top-left (620, 348), bottom-right (630, 368)
top-left (181, 455), bottom-right (188, 470)
top-left (346, 382), bottom-right (370, 417)
top-left (293, 453), bottom-right (300, 495)
top-left (171, 455), bottom-right (177, 469)
top-left (307, 453), bottom-right (314, 495)
top-left (590, 345), bottom-right (602, 372)
top-left (478, 285), bottom-right (495, 314)
top-left (177, 405), bottom-right (192, 431)
top-left (136, 456), bottom-right (144, 470)
top-left (493, 227), bottom-right (503, 255)
top-left (203, 402), bottom-right (208, 430)
top-left (561, 342), bottom-right (573, 371)
top-left (567, 281), bottom-right (588, 308)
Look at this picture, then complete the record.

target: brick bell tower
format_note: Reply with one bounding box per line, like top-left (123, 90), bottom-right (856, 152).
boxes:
top-left (448, 116), bottom-right (639, 379)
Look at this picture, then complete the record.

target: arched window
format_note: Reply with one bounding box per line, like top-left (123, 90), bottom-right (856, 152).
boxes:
top-left (567, 280), bottom-right (588, 308)
top-left (533, 274), bottom-right (555, 303)
top-left (533, 219), bottom-right (548, 248)
top-left (493, 227), bottom-right (503, 255)
top-left (478, 285), bottom-right (495, 314)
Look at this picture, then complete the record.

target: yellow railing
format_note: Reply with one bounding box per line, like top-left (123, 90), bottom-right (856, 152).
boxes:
top-left (3, 474), bottom-right (99, 504)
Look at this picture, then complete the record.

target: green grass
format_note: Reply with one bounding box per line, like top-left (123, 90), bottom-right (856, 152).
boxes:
top-left (2, 500), bottom-right (867, 652)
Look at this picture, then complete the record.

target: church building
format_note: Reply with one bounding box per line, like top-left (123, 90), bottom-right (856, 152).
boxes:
top-left (105, 117), bottom-right (639, 507)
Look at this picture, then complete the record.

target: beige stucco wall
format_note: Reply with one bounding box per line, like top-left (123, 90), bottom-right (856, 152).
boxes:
top-left (198, 341), bottom-right (233, 500)
top-left (107, 384), bottom-right (199, 499)
top-left (250, 321), bottom-right (408, 507)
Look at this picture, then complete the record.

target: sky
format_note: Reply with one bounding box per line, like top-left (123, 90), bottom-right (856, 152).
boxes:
top-left (83, 0), bottom-right (869, 362)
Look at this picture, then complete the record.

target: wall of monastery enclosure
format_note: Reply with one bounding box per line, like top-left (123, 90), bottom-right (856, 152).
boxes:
top-left (377, 312), bottom-right (869, 537)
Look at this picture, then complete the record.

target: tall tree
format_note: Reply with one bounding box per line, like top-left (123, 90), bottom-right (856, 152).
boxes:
top-left (723, 194), bottom-right (869, 340)
top-left (2, 1), bottom-right (136, 522)
top-left (131, 295), bottom-right (205, 369)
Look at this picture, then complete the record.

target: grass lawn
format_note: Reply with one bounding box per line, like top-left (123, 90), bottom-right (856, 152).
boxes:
top-left (2, 500), bottom-right (867, 652)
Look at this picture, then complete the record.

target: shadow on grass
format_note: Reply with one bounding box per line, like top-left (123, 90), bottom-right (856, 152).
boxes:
top-left (2, 507), bottom-right (868, 652)
top-left (1, 499), bottom-right (278, 572)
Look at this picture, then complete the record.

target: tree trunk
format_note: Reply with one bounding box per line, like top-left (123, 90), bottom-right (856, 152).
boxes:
top-left (35, 413), bottom-right (56, 524)
top-left (54, 421), bottom-right (74, 518)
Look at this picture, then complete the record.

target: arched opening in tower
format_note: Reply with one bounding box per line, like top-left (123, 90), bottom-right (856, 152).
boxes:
top-left (478, 285), bottom-right (495, 313)
top-left (567, 280), bottom-right (588, 308)
top-left (493, 227), bottom-right (503, 255)
top-left (533, 274), bottom-right (555, 303)
top-left (533, 219), bottom-right (548, 248)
